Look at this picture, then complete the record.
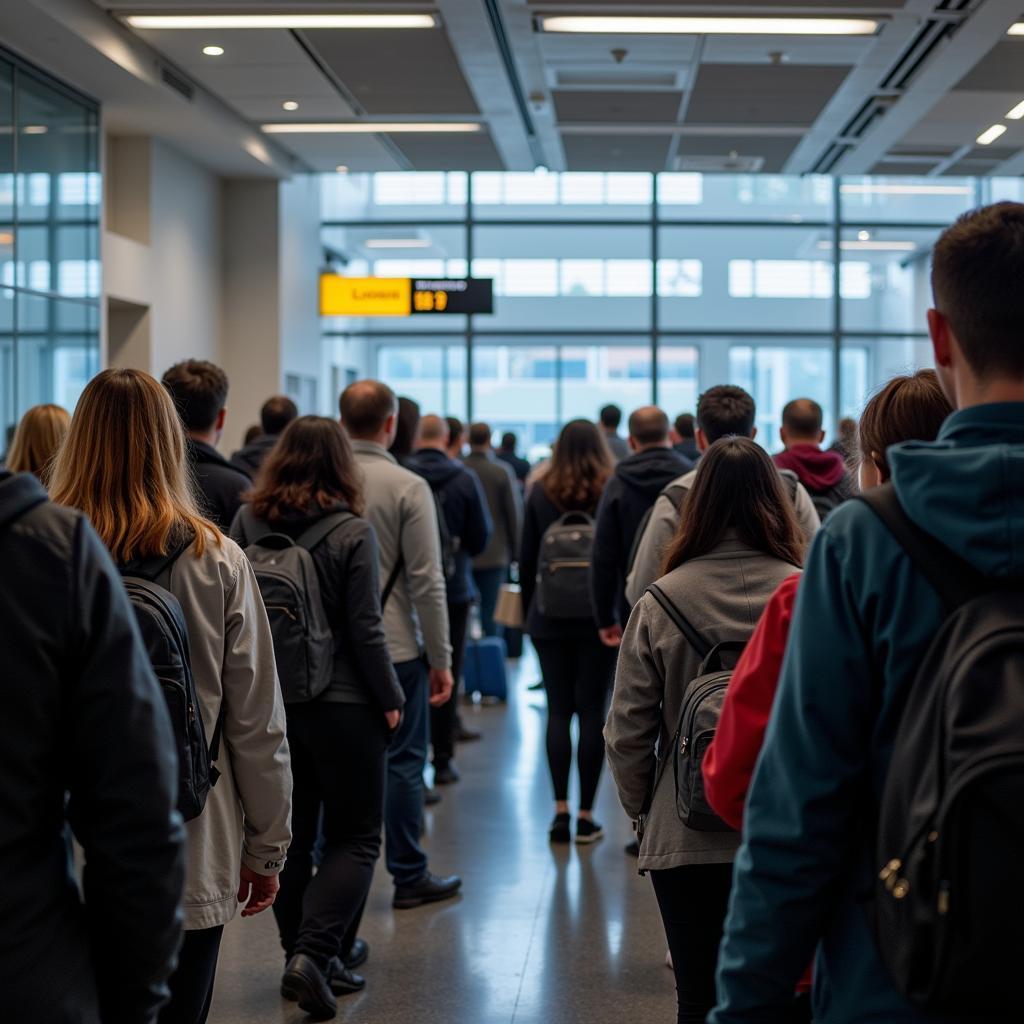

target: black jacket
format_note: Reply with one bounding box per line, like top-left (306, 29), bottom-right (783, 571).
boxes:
top-left (590, 446), bottom-right (692, 628)
top-left (0, 472), bottom-right (185, 1024)
top-left (674, 438), bottom-right (700, 464)
top-left (230, 503), bottom-right (405, 712)
top-left (229, 433), bottom-right (279, 479)
top-left (496, 447), bottom-right (530, 484)
top-left (186, 438), bottom-right (251, 529)
top-left (406, 447), bottom-right (492, 605)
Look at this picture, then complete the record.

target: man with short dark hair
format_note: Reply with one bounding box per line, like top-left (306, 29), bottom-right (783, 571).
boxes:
top-left (162, 359), bottom-right (251, 528)
top-left (590, 406), bottom-right (690, 646)
top-left (712, 202), bottom-right (1024, 1023)
top-left (230, 395), bottom-right (298, 477)
top-left (445, 416), bottom-right (465, 460)
top-left (672, 412), bottom-right (701, 464)
top-left (773, 397), bottom-right (853, 521)
top-left (496, 430), bottom-right (530, 485)
top-left (598, 404), bottom-right (630, 462)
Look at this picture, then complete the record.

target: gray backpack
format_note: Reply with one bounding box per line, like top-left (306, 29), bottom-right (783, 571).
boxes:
top-left (241, 509), bottom-right (353, 703)
top-left (536, 511), bottom-right (595, 619)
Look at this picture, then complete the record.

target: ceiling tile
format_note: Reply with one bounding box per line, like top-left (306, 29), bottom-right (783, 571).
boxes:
top-left (553, 89), bottom-right (682, 123)
top-left (562, 133), bottom-right (671, 171)
top-left (676, 134), bottom-right (799, 173)
top-left (956, 41), bottom-right (1024, 92)
top-left (389, 132), bottom-right (503, 171)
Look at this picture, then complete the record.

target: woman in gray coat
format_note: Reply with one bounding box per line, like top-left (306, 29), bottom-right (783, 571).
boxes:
top-left (605, 437), bottom-right (804, 1024)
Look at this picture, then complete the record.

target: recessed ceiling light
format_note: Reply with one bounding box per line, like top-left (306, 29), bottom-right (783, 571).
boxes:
top-left (839, 183), bottom-right (972, 196)
top-left (817, 240), bottom-right (917, 252)
top-left (125, 13), bottom-right (436, 29)
top-left (538, 15), bottom-right (879, 36)
top-left (857, 230), bottom-right (871, 241)
top-left (335, 165), bottom-right (349, 174)
top-left (22, 125), bottom-right (48, 135)
top-left (262, 122), bottom-right (482, 134)
top-left (202, 45), bottom-right (224, 56)
top-left (1006, 100), bottom-right (1024, 120)
top-left (1008, 23), bottom-right (1024, 36)
top-left (365, 238), bottom-right (431, 249)
top-left (282, 100), bottom-right (299, 111)
top-left (976, 124), bottom-right (1008, 146)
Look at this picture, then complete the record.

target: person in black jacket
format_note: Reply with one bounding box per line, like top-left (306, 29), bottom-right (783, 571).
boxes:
top-left (407, 414), bottom-right (492, 784)
top-left (231, 416), bottom-right (405, 1019)
top-left (590, 406), bottom-right (692, 645)
top-left (520, 419), bottom-right (617, 845)
top-left (0, 470), bottom-right (185, 1024)
top-left (229, 394), bottom-right (298, 478)
top-left (496, 430), bottom-right (530, 487)
top-left (163, 359), bottom-right (251, 528)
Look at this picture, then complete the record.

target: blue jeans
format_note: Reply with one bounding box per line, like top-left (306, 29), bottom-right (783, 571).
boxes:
top-left (473, 566), bottom-right (506, 638)
top-left (385, 658), bottom-right (430, 886)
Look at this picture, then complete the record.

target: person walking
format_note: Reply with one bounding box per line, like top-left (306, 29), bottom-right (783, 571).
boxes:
top-left (496, 430), bottom-right (530, 487)
top-left (598, 403), bottom-right (630, 461)
top-left (51, 368), bottom-right (292, 1024)
top-left (606, 437), bottom-right (804, 1024)
top-left (229, 394), bottom-right (298, 477)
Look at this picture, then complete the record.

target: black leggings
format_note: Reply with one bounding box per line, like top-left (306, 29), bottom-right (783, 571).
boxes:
top-left (533, 637), bottom-right (614, 811)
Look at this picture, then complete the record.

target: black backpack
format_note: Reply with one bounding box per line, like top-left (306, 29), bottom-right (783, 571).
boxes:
top-left (536, 511), bottom-right (595, 619)
top-left (861, 485), bottom-right (1024, 1013)
top-left (427, 484), bottom-right (460, 586)
top-left (625, 481), bottom-right (689, 583)
top-left (807, 482), bottom-right (848, 523)
top-left (241, 509), bottom-right (353, 704)
top-left (120, 537), bottom-right (220, 822)
top-left (639, 583), bottom-right (744, 836)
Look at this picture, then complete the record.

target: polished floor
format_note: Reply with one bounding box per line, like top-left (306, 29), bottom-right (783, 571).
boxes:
top-left (211, 647), bottom-right (675, 1023)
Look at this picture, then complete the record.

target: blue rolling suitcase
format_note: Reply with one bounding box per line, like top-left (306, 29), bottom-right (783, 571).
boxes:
top-left (464, 636), bottom-right (508, 702)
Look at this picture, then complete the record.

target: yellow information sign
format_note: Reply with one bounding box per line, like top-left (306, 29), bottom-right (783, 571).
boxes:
top-left (319, 276), bottom-right (412, 317)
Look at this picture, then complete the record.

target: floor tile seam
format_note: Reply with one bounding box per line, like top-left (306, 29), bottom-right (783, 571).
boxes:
top-left (508, 855), bottom-right (555, 1024)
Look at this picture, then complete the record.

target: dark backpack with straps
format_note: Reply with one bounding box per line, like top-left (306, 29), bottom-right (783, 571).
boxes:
top-left (536, 510), bottom-right (595, 619)
top-left (241, 509), bottom-right (353, 704)
top-left (120, 537), bottom-right (220, 822)
top-left (860, 484), bottom-right (1024, 1013)
top-left (626, 481), bottom-right (689, 584)
top-left (427, 484), bottom-right (460, 587)
top-left (639, 583), bottom-right (744, 836)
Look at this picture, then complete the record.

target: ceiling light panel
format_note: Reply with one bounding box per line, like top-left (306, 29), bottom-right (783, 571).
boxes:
top-left (976, 124), bottom-right (1008, 145)
top-left (124, 14), bottom-right (437, 30)
top-left (1007, 100), bottom-right (1024, 120)
top-left (539, 16), bottom-right (879, 37)
top-left (1009, 23), bottom-right (1024, 36)
top-left (262, 123), bottom-right (482, 134)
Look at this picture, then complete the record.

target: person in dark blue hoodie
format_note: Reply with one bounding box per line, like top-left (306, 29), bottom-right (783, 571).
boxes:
top-left (407, 414), bottom-right (492, 784)
top-left (589, 406), bottom-right (692, 646)
top-left (711, 203), bottom-right (1024, 1024)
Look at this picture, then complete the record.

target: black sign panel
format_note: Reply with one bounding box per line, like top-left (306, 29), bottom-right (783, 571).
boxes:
top-left (411, 278), bottom-right (493, 315)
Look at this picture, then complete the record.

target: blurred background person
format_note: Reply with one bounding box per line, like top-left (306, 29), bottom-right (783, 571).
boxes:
top-left (3, 402), bottom-right (69, 483)
top-left (598, 404), bottom-right (629, 462)
top-left (230, 394), bottom-right (298, 478)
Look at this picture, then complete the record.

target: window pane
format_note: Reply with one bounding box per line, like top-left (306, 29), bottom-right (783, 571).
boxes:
top-left (474, 171), bottom-right (655, 221)
top-left (562, 342), bottom-right (652, 425)
top-left (839, 177), bottom-right (977, 225)
top-left (839, 336), bottom-right (933, 420)
top-left (656, 345), bottom-right (700, 419)
top-left (321, 171), bottom-right (467, 221)
top-left (658, 173), bottom-right (832, 222)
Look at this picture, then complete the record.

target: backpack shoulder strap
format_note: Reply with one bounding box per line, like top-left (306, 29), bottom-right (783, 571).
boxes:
top-left (661, 480), bottom-right (689, 512)
top-left (239, 504), bottom-right (274, 544)
top-left (296, 511), bottom-right (356, 552)
top-left (857, 483), bottom-right (985, 610)
top-left (646, 582), bottom-right (712, 659)
top-left (121, 531), bottom-right (194, 587)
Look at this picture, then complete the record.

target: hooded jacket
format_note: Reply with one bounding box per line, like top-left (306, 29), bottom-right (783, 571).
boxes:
top-left (589, 445), bottom-right (693, 628)
top-left (406, 447), bottom-right (492, 605)
top-left (773, 443), bottom-right (850, 493)
top-left (229, 433), bottom-right (279, 479)
top-left (0, 473), bottom-right (185, 1023)
top-left (186, 437), bottom-right (251, 529)
top-left (712, 403), bottom-right (1024, 1024)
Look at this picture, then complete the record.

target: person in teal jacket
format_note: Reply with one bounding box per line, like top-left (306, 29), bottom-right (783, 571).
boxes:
top-left (711, 202), bottom-right (1024, 1024)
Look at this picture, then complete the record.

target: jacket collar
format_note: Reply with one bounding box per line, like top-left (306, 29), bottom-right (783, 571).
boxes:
top-left (187, 437), bottom-right (231, 466)
top-left (938, 401), bottom-right (1024, 446)
top-left (350, 439), bottom-right (397, 465)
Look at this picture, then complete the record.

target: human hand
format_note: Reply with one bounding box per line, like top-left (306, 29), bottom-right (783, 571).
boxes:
top-left (429, 668), bottom-right (454, 707)
top-left (237, 865), bottom-right (279, 918)
top-left (598, 624), bottom-right (623, 648)
top-left (385, 709), bottom-right (402, 731)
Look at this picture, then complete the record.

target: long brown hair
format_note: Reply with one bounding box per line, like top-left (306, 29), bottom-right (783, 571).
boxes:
top-left (543, 418), bottom-right (613, 512)
top-left (248, 416), bottom-right (364, 522)
top-left (662, 436), bottom-right (804, 574)
top-left (50, 369), bottom-right (219, 562)
top-left (6, 403), bottom-right (70, 482)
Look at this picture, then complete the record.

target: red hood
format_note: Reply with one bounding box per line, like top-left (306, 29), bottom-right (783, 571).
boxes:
top-left (773, 444), bottom-right (847, 491)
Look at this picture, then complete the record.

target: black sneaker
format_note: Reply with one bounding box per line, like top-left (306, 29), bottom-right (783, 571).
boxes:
top-left (424, 788), bottom-right (442, 806)
top-left (576, 818), bottom-right (604, 845)
top-left (326, 959), bottom-right (366, 996)
top-left (393, 871), bottom-right (462, 909)
top-left (549, 812), bottom-right (571, 844)
top-left (281, 954), bottom-right (337, 1020)
top-left (433, 762), bottom-right (461, 785)
top-left (342, 937), bottom-right (369, 970)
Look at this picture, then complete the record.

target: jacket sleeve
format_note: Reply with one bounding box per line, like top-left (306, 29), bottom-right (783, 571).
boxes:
top-left (589, 484), bottom-right (622, 629)
top-left (503, 465), bottom-right (524, 563)
top-left (220, 551), bottom-right (293, 876)
top-left (227, 505), bottom-right (247, 546)
top-left (345, 521), bottom-right (405, 712)
top-left (711, 528), bottom-right (873, 1022)
top-left (461, 470), bottom-right (492, 559)
top-left (792, 481), bottom-right (822, 543)
top-left (703, 573), bottom-right (801, 831)
top-left (66, 517), bottom-right (185, 1023)
top-left (519, 492), bottom-right (540, 622)
top-left (401, 476), bottom-right (452, 671)
top-left (604, 595), bottom-right (665, 818)
top-left (625, 493), bottom-right (677, 606)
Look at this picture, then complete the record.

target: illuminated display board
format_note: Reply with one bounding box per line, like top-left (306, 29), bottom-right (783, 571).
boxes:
top-left (320, 275), bottom-right (493, 317)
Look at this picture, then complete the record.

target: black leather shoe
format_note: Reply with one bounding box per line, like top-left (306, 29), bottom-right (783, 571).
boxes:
top-left (424, 788), bottom-right (442, 806)
top-left (281, 954), bottom-right (337, 1020)
top-left (393, 871), bottom-right (462, 909)
top-left (327, 959), bottom-right (366, 996)
top-left (433, 762), bottom-right (460, 785)
top-left (342, 937), bottom-right (369, 970)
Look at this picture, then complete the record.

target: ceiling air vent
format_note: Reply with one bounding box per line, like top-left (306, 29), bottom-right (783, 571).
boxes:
top-left (160, 64), bottom-right (195, 103)
top-left (676, 153), bottom-right (765, 173)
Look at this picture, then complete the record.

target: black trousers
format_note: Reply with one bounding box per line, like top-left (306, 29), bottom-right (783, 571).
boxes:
top-left (159, 926), bottom-right (224, 1024)
top-left (430, 600), bottom-right (470, 768)
top-left (273, 702), bottom-right (388, 971)
top-left (533, 636), bottom-right (614, 810)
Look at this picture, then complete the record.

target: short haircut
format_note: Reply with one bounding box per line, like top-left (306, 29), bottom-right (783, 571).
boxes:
top-left (781, 398), bottom-right (824, 438)
top-left (932, 202), bottom-right (1024, 380)
top-left (339, 379), bottom-right (397, 438)
top-left (469, 422), bottom-right (491, 447)
top-left (599, 404), bottom-right (622, 429)
top-left (162, 359), bottom-right (228, 433)
top-left (445, 416), bottom-right (464, 445)
top-left (260, 395), bottom-right (298, 436)
top-left (628, 406), bottom-right (670, 445)
top-left (418, 414), bottom-right (448, 443)
top-left (500, 431), bottom-right (517, 449)
top-left (674, 412), bottom-right (695, 439)
top-left (696, 385), bottom-right (756, 443)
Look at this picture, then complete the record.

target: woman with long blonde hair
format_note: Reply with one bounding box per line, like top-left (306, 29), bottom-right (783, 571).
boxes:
top-left (50, 368), bottom-right (292, 1024)
top-left (5, 403), bottom-right (70, 482)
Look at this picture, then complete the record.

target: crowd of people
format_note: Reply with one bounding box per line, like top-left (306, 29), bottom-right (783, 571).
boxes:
top-left (2, 201), bottom-right (1023, 1024)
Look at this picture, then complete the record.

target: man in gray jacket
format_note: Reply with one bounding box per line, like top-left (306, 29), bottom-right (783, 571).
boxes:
top-left (340, 380), bottom-right (462, 910)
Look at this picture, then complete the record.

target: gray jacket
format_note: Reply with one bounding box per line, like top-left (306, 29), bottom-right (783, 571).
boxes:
top-left (604, 430), bottom-right (630, 462)
top-left (625, 466), bottom-right (819, 606)
top-left (352, 440), bottom-right (452, 669)
top-left (464, 449), bottom-right (523, 569)
top-left (606, 536), bottom-right (800, 872)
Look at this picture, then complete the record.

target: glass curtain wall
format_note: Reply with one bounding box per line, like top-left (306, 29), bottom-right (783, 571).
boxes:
top-left (322, 172), bottom-right (986, 454)
top-left (0, 47), bottom-right (100, 447)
